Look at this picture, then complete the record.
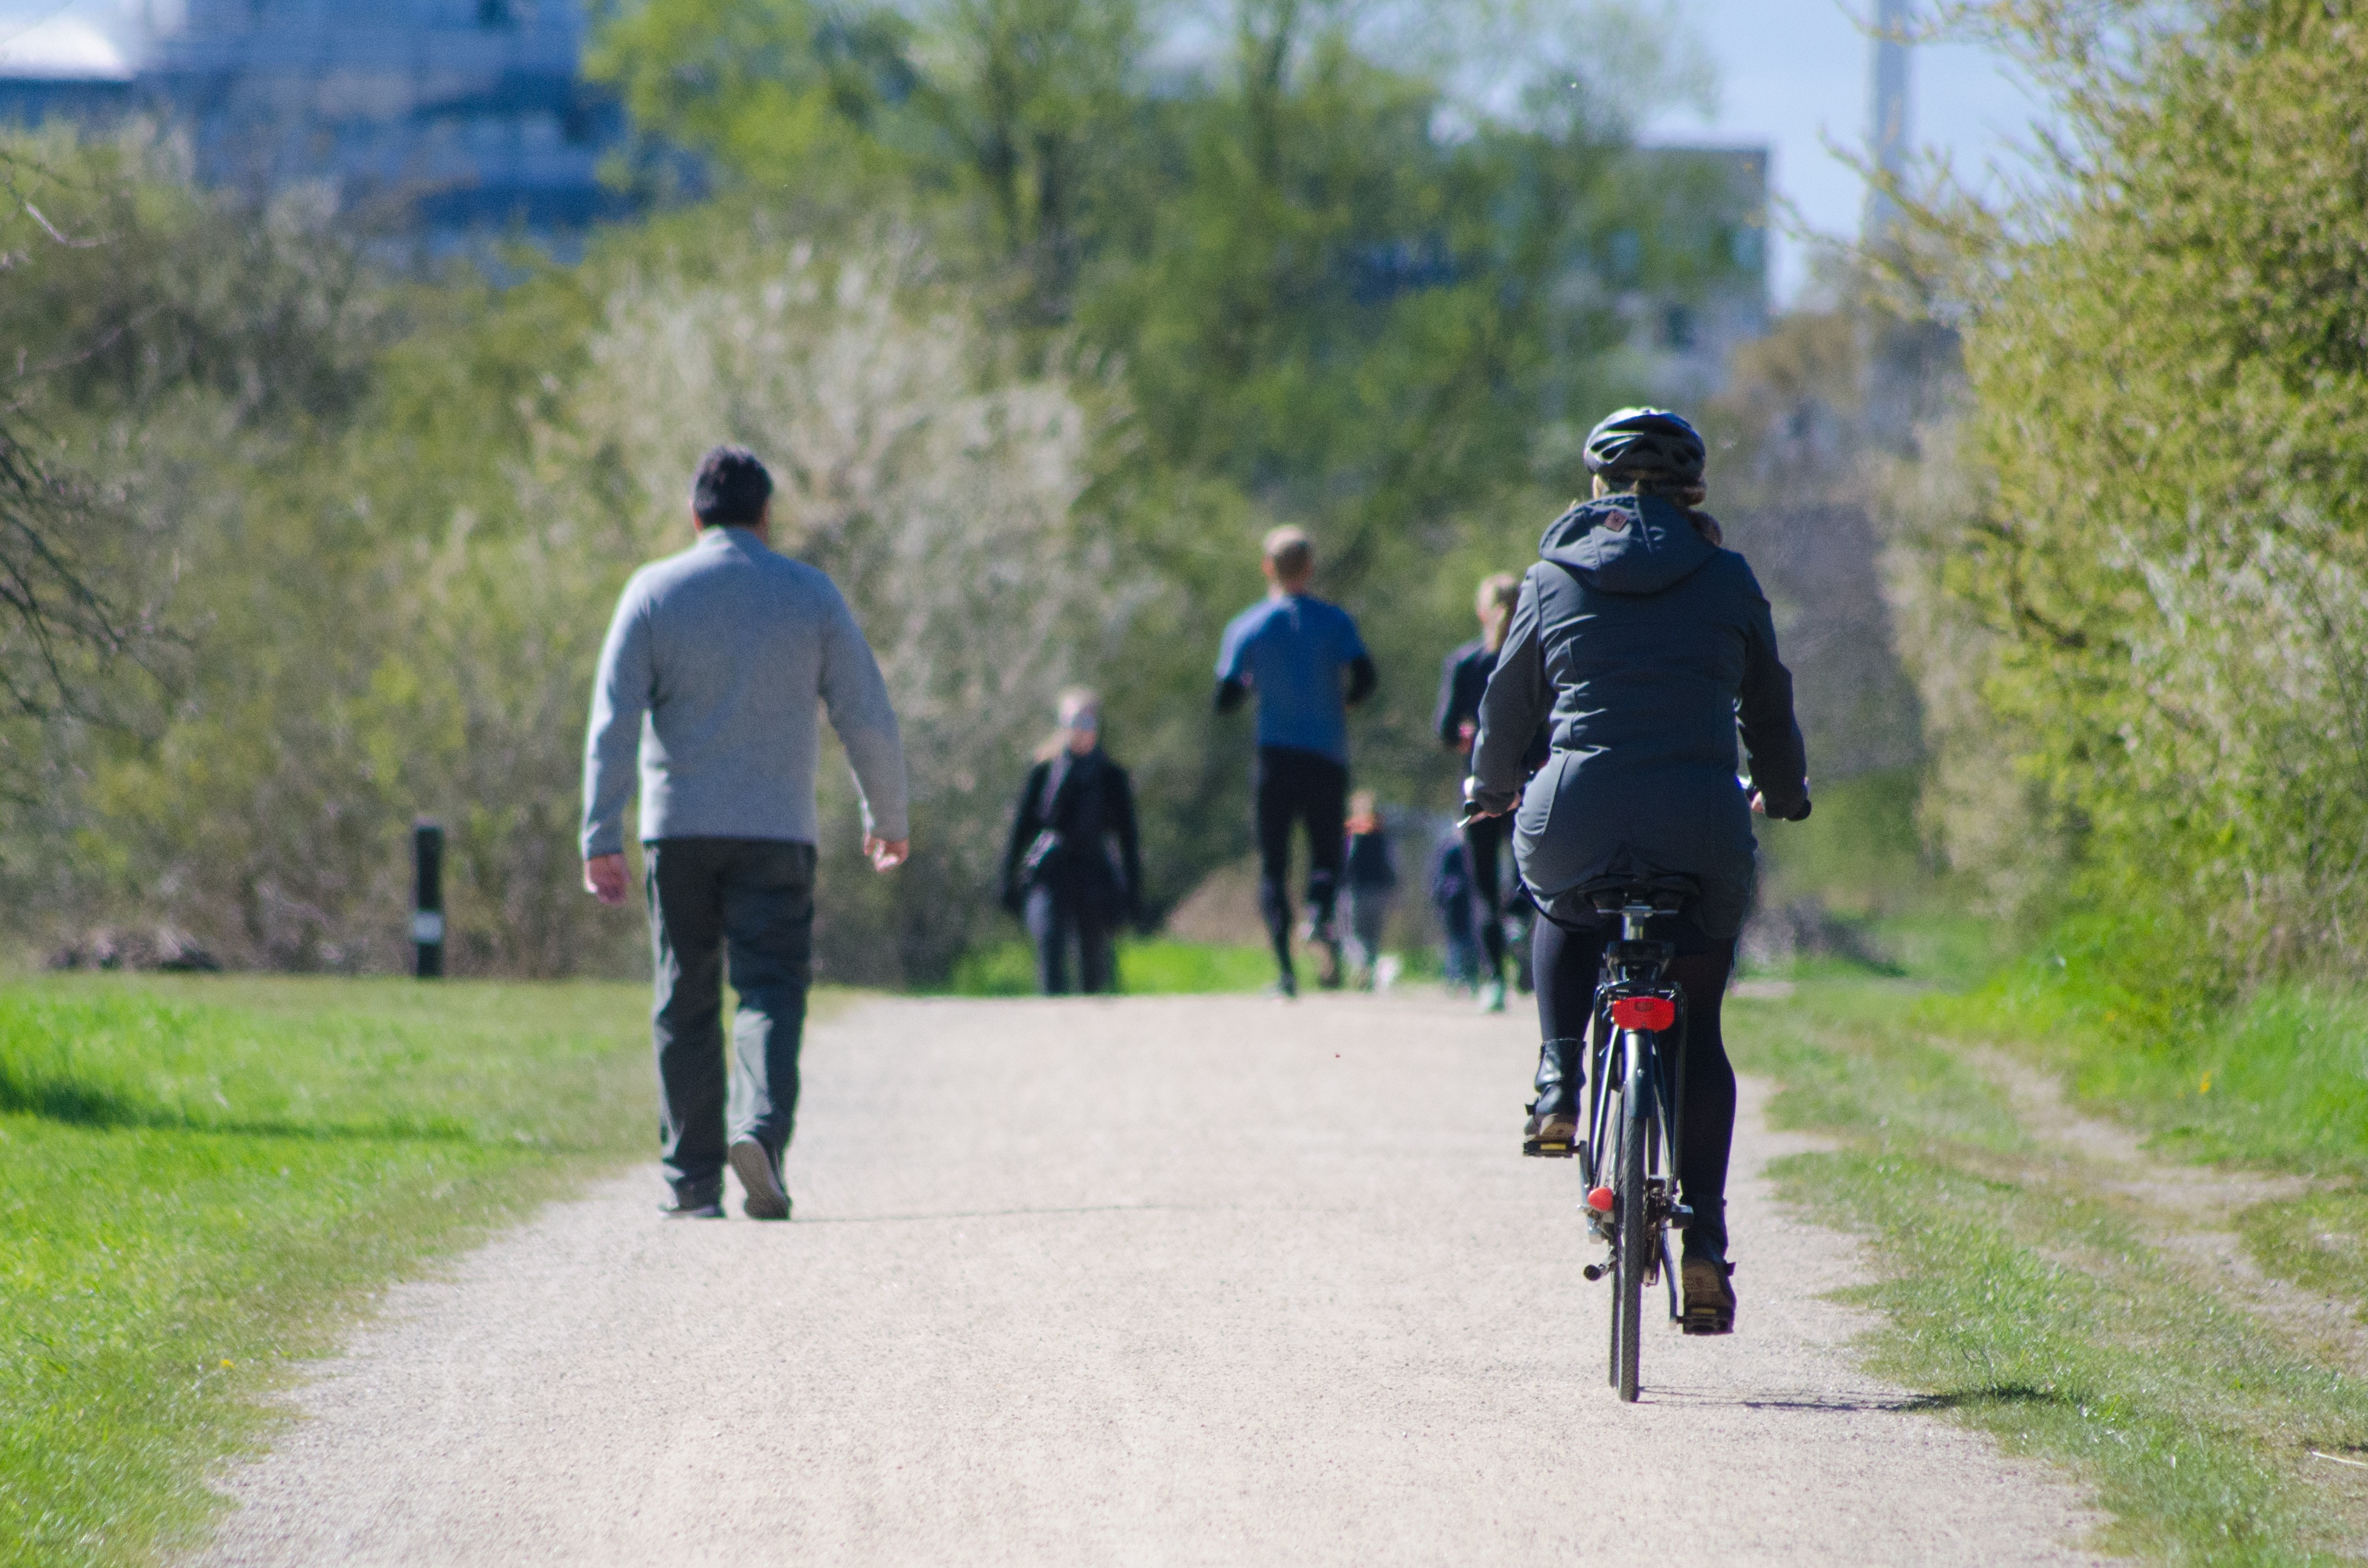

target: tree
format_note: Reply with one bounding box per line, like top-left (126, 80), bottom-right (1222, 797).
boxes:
top-left (1908, 1), bottom-right (2368, 977)
top-left (0, 149), bottom-right (157, 733)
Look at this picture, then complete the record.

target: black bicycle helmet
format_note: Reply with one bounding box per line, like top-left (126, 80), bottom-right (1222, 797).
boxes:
top-left (1582, 407), bottom-right (1706, 484)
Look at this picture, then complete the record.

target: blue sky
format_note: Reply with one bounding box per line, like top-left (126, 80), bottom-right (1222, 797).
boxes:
top-left (1642, 0), bottom-right (2048, 302)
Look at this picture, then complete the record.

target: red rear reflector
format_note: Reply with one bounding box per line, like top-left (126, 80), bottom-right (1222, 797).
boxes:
top-left (1610, 995), bottom-right (1676, 1031)
top-left (1587, 1186), bottom-right (1615, 1212)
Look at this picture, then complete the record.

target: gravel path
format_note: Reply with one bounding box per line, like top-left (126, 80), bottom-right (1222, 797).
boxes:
top-left (198, 993), bottom-right (2104, 1566)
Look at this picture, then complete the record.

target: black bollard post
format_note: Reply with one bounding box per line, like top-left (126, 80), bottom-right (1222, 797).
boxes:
top-left (412, 820), bottom-right (445, 979)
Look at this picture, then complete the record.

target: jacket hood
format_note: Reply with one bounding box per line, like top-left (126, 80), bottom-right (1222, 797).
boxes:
top-left (1538, 493), bottom-right (1717, 596)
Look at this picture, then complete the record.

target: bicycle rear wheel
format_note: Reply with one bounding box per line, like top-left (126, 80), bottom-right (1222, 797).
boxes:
top-left (1615, 1042), bottom-right (1651, 1403)
top-left (1602, 1063), bottom-right (1620, 1388)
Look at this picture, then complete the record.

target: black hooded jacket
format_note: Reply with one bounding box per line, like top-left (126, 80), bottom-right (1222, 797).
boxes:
top-left (1468, 493), bottom-right (1809, 937)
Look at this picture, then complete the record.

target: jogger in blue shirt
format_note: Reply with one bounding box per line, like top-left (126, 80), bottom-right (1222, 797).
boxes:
top-left (1214, 526), bottom-right (1377, 995)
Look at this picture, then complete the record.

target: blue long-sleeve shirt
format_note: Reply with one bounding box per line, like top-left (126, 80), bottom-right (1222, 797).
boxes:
top-left (581, 526), bottom-right (910, 857)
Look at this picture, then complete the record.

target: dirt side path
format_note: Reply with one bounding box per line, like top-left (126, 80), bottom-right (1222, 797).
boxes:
top-left (197, 994), bottom-right (2105, 1566)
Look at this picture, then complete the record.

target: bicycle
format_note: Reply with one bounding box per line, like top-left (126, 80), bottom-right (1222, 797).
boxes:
top-left (1569, 873), bottom-right (1699, 1403)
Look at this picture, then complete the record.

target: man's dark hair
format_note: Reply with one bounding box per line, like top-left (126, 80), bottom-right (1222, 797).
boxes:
top-left (692, 445), bottom-right (773, 526)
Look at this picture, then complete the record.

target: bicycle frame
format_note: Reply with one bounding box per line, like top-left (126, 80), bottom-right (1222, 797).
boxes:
top-left (1579, 898), bottom-right (1692, 1322)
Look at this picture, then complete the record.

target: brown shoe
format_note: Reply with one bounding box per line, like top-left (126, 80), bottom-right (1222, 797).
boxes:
top-left (1522, 1111), bottom-right (1578, 1158)
top-left (1681, 1255), bottom-right (1735, 1334)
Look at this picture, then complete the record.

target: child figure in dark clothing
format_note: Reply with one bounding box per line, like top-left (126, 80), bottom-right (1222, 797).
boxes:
top-left (1341, 791), bottom-right (1397, 989)
top-left (1214, 526), bottom-right (1377, 997)
top-left (1430, 834), bottom-right (1481, 992)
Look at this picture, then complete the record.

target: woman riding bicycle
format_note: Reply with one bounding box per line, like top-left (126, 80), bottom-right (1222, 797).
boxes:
top-left (1464, 406), bottom-right (1810, 1336)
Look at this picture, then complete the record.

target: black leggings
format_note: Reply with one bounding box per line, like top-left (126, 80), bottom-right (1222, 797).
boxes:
top-left (1254, 746), bottom-right (1347, 976)
top-left (1463, 813), bottom-right (1511, 981)
top-left (1535, 914), bottom-right (1737, 1248)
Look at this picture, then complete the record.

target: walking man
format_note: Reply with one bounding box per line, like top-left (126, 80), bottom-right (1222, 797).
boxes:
top-left (582, 445), bottom-right (910, 1220)
top-left (1214, 526), bottom-right (1376, 996)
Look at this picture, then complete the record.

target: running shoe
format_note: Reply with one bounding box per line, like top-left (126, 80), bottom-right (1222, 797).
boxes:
top-left (1479, 978), bottom-right (1507, 1014)
top-left (728, 1136), bottom-right (792, 1221)
top-left (1313, 933), bottom-right (1345, 990)
top-left (659, 1197), bottom-right (724, 1219)
top-left (1266, 973), bottom-right (1299, 1000)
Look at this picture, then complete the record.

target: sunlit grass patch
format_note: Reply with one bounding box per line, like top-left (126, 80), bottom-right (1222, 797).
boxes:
top-left (1730, 977), bottom-right (2368, 1565)
top-left (944, 938), bottom-right (1272, 996)
top-left (1915, 942), bottom-right (2368, 1173)
top-left (2241, 1189), bottom-right (2368, 1327)
top-left (0, 975), bottom-right (661, 1568)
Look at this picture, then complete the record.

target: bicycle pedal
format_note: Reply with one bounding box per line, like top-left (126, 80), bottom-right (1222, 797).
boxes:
top-left (1522, 1137), bottom-right (1575, 1158)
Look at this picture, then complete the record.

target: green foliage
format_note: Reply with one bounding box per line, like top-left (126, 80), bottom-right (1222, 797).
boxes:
top-left (587, 0), bottom-right (920, 198)
top-left (589, 0), bottom-right (1753, 910)
top-left (1925, 2), bottom-right (2368, 980)
top-left (2, 0), bottom-right (1761, 981)
top-left (1755, 766), bottom-right (1929, 915)
top-left (0, 975), bottom-right (655, 1568)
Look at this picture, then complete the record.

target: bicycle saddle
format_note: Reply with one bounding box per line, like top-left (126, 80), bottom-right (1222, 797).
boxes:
top-left (1577, 873), bottom-right (1701, 916)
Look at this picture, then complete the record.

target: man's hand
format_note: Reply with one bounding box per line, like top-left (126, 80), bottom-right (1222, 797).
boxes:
top-left (1455, 720), bottom-right (1477, 757)
top-left (865, 835), bottom-right (910, 872)
top-left (583, 853), bottom-right (629, 907)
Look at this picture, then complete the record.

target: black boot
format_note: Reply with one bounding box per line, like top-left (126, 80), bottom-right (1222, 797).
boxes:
top-left (1521, 1037), bottom-right (1584, 1157)
top-left (1680, 1200), bottom-right (1734, 1334)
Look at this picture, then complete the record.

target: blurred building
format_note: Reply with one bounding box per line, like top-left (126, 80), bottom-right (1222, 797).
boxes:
top-left (0, 0), bottom-right (627, 251)
top-left (1601, 145), bottom-right (1772, 403)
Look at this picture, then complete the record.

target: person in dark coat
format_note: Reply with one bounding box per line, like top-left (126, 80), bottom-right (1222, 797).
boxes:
top-left (1466, 406), bottom-right (1810, 1335)
top-left (1434, 572), bottom-right (1537, 1012)
top-left (1000, 688), bottom-right (1143, 995)
top-left (1429, 834), bottom-right (1480, 991)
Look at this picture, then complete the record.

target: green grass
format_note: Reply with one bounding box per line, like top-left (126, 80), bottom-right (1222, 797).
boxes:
top-left (1924, 954), bottom-right (2368, 1179)
top-left (2242, 1189), bottom-right (2368, 1323)
top-left (944, 937), bottom-right (1274, 996)
top-left (0, 975), bottom-right (670, 1568)
top-left (1920, 936), bottom-right (2368, 1320)
top-left (1729, 975), bottom-right (2368, 1564)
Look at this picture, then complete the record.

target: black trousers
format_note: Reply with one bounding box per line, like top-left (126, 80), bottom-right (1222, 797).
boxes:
top-left (1534, 912), bottom-right (1737, 1255)
top-left (1254, 745), bottom-right (1347, 978)
top-left (646, 837), bottom-right (816, 1205)
top-left (1025, 883), bottom-right (1117, 995)
top-left (1463, 812), bottom-right (1512, 982)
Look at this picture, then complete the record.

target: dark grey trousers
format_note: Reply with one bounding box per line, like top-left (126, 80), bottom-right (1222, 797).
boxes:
top-left (645, 837), bottom-right (816, 1205)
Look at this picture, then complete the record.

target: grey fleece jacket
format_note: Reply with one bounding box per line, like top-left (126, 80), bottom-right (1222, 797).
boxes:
top-left (1469, 493), bottom-right (1807, 937)
top-left (581, 526), bottom-right (908, 857)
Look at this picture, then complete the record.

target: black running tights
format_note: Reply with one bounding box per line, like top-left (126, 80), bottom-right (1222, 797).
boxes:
top-left (1254, 746), bottom-right (1347, 978)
